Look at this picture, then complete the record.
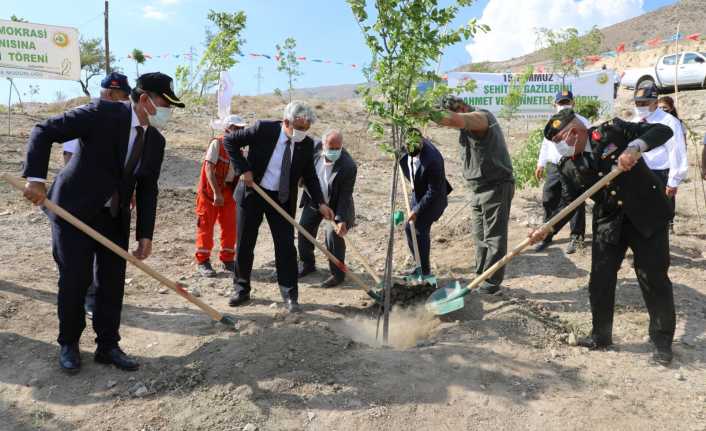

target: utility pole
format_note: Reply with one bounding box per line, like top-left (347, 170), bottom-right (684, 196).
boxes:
top-left (255, 66), bottom-right (263, 95)
top-left (104, 1), bottom-right (110, 73)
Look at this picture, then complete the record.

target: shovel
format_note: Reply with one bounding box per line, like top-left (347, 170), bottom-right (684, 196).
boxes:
top-left (2, 173), bottom-right (237, 329)
top-left (250, 182), bottom-right (383, 303)
top-left (426, 159), bottom-right (636, 316)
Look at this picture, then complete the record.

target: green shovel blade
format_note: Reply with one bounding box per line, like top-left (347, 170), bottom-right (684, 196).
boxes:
top-left (425, 281), bottom-right (471, 315)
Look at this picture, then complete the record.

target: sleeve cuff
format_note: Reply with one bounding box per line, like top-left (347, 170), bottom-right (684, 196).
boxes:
top-left (26, 177), bottom-right (47, 183)
top-left (628, 139), bottom-right (648, 152)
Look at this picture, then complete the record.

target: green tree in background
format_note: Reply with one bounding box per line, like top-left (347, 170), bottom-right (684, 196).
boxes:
top-left (535, 26), bottom-right (603, 87)
top-left (79, 37), bottom-right (114, 97)
top-left (276, 37), bottom-right (303, 102)
top-left (197, 10), bottom-right (247, 97)
top-left (131, 48), bottom-right (146, 80)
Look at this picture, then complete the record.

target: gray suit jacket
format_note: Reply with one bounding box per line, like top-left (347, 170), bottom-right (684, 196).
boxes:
top-left (300, 141), bottom-right (357, 226)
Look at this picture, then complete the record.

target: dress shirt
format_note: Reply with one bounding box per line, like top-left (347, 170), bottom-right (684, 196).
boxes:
top-left (633, 108), bottom-right (688, 188)
top-left (315, 157), bottom-right (335, 203)
top-left (260, 126), bottom-right (294, 191)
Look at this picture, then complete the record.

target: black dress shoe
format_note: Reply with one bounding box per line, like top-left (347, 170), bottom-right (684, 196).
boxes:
top-left (533, 240), bottom-right (551, 252)
top-left (229, 290), bottom-right (251, 307)
top-left (298, 263), bottom-right (316, 278)
top-left (94, 347), bottom-right (139, 371)
top-left (652, 348), bottom-right (673, 366)
top-left (59, 343), bottom-right (81, 374)
top-left (321, 275), bottom-right (344, 288)
top-left (285, 299), bottom-right (302, 313)
top-left (576, 336), bottom-right (611, 350)
top-left (477, 284), bottom-right (500, 295)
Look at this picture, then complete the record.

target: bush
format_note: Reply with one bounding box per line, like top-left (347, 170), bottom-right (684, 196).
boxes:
top-left (573, 98), bottom-right (603, 122)
top-left (512, 127), bottom-right (544, 190)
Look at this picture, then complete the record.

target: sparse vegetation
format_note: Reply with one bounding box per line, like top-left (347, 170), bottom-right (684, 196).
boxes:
top-left (276, 37), bottom-right (303, 102)
top-left (512, 127), bottom-right (544, 190)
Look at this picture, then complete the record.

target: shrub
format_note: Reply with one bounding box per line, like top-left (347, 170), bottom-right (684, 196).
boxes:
top-left (512, 127), bottom-right (544, 190)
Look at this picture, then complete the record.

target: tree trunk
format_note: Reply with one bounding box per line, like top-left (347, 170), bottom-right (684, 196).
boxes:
top-left (78, 80), bottom-right (91, 98)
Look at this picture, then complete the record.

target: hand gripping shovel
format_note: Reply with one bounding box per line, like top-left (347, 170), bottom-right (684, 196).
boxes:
top-left (2, 174), bottom-right (237, 328)
top-left (250, 182), bottom-right (383, 303)
top-left (426, 158), bottom-right (637, 316)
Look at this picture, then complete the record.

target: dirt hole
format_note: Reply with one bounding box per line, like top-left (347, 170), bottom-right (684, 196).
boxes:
top-left (331, 305), bottom-right (440, 349)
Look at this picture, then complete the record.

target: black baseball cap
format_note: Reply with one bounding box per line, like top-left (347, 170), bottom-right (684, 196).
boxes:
top-left (555, 89), bottom-right (574, 103)
top-left (544, 109), bottom-right (576, 141)
top-left (135, 72), bottom-right (185, 108)
top-left (633, 83), bottom-right (658, 102)
top-left (101, 72), bottom-right (131, 94)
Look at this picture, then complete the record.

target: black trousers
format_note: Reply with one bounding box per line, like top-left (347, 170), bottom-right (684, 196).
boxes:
top-left (405, 213), bottom-right (433, 275)
top-left (542, 162), bottom-right (585, 241)
top-left (469, 181), bottom-right (515, 288)
top-left (588, 219), bottom-right (675, 349)
top-left (234, 189), bottom-right (297, 301)
top-left (652, 169), bottom-right (675, 225)
top-left (51, 209), bottom-right (129, 348)
top-left (298, 205), bottom-right (346, 281)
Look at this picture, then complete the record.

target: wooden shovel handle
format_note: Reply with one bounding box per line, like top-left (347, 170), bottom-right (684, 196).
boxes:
top-left (249, 182), bottom-right (372, 293)
top-left (467, 157), bottom-right (636, 290)
top-left (2, 174), bottom-right (226, 322)
top-left (398, 167), bottom-right (422, 269)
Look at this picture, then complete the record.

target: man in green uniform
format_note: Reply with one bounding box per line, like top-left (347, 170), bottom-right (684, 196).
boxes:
top-left (530, 109), bottom-right (676, 365)
top-left (430, 96), bottom-right (514, 294)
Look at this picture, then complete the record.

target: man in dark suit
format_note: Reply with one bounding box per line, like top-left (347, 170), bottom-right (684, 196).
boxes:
top-left (298, 130), bottom-right (357, 288)
top-left (399, 129), bottom-right (452, 278)
top-left (223, 101), bottom-right (334, 312)
top-left (22, 72), bottom-right (184, 374)
top-left (530, 109), bottom-right (676, 365)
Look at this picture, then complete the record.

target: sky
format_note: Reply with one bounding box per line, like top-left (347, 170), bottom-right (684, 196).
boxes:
top-left (1, 0), bottom-right (677, 104)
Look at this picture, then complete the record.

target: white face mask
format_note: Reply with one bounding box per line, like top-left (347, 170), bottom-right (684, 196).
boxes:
top-left (147, 97), bottom-right (173, 129)
top-left (555, 140), bottom-right (576, 157)
top-left (556, 104), bottom-right (572, 113)
top-left (634, 106), bottom-right (652, 120)
top-left (291, 128), bottom-right (307, 143)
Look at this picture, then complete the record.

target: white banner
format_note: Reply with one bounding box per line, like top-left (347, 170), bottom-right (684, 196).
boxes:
top-left (447, 70), bottom-right (615, 118)
top-left (0, 19), bottom-right (80, 81)
top-left (217, 71), bottom-right (233, 120)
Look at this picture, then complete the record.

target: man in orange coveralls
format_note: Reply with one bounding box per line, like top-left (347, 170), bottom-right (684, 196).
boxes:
top-left (195, 115), bottom-right (248, 277)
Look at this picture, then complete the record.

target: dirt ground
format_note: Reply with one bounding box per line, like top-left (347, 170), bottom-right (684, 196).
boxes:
top-left (1, 89), bottom-right (705, 431)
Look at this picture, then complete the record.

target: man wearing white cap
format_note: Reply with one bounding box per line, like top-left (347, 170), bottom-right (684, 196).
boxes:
top-left (195, 114), bottom-right (247, 277)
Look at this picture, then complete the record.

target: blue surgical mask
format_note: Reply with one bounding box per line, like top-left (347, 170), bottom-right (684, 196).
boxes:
top-left (147, 97), bottom-right (173, 129)
top-left (324, 148), bottom-right (342, 162)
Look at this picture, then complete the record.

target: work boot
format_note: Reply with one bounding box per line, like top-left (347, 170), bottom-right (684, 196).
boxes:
top-left (533, 240), bottom-right (551, 252)
top-left (321, 275), bottom-right (344, 288)
top-left (298, 262), bottom-right (316, 278)
top-left (59, 343), bottom-right (81, 375)
top-left (197, 261), bottom-right (217, 278)
top-left (222, 261), bottom-right (236, 274)
top-left (566, 236), bottom-right (583, 255)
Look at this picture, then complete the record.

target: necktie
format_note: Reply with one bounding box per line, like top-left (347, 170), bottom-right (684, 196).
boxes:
top-left (110, 126), bottom-right (145, 217)
top-left (278, 139), bottom-right (292, 203)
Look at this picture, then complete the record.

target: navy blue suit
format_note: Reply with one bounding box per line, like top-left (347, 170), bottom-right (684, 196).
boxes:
top-left (399, 140), bottom-right (452, 275)
top-left (22, 100), bottom-right (165, 348)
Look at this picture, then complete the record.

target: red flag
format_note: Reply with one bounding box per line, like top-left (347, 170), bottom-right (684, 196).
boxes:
top-left (686, 33), bottom-right (701, 41)
top-left (296, 56), bottom-right (306, 61)
top-left (144, 54), bottom-right (152, 59)
top-left (647, 38), bottom-right (662, 47)
top-left (616, 43), bottom-right (625, 53)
